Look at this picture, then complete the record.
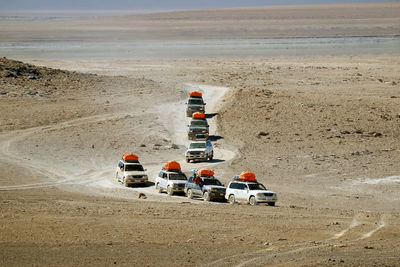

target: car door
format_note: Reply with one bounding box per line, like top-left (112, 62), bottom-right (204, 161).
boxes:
top-left (192, 179), bottom-right (202, 197)
top-left (206, 140), bottom-right (212, 155)
top-left (236, 183), bottom-right (248, 202)
top-left (117, 161), bottom-right (124, 181)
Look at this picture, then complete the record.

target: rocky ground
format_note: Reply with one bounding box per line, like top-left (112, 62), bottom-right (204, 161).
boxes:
top-left (1, 56), bottom-right (399, 266)
top-left (1, 2), bottom-right (400, 266)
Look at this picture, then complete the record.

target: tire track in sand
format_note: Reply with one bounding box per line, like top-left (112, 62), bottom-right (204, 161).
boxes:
top-left (0, 84), bottom-right (235, 203)
top-left (203, 213), bottom-right (387, 267)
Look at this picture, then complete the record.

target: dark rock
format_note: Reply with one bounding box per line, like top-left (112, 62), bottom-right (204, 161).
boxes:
top-left (140, 144), bottom-right (146, 147)
top-left (370, 132), bottom-right (382, 137)
top-left (171, 144), bottom-right (179, 149)
top-left (258, 131), bottom-right (269, 137)
top-left (355, 129), bottom-right (363, 134)
top-left (5, 71), bottom-right (17, 78)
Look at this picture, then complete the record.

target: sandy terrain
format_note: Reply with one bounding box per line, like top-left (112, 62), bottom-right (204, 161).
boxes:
top-left (1, 2), bottom-right (400, 266)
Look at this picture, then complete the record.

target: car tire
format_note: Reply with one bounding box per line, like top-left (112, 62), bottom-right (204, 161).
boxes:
top-left (186, 158), bottom-right (190, 163)
top-left (249, 196), bottom-right (257, 206)
top-left (187, 189), bottom-right (193, 199)
top-left (268, 202), bottom-right (275, 206)
top-left (203, 191), bottom-right (211, 202)
top-left (156, 183), bottom-right (162, 193)
top-left (228, 194), bottom-right (235, 205)
top-left (167, 186), bottom-right (173, 196)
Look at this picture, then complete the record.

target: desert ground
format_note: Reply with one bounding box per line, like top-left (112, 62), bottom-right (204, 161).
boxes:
top-left (1, 2), bottom-right (400, 266)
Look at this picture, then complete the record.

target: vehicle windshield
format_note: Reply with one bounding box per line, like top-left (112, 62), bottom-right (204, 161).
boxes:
top-left (190, 143), bottom-right (206, 149)
top-left (169, 173), bottom-right (187, 181)
top-left (203, 179), bottom-right (222, 186)
top-left (190, 120), bottom-right (207, 128)
top-left (188, 99), bottom-right (203, 105)
top-left (125, 164), bottom-right (144, 171)
top-left (248, 183), bottom-right (267, 190)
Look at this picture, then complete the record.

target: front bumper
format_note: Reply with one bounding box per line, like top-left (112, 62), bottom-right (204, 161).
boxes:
top-left (255, 196), bottom-right (277, 203)
top-left (209, 191), bottom-right (226, 199)
top-left (126, 177), bottom-right (148, 184)
top-left (186, 154), bottom-right (207, 161)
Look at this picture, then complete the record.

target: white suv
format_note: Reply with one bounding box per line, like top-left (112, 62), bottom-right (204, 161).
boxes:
top-left (155, 170), bottom-right (188, 196)
top-left (185, 140), bottom-right (214, 162)
top-left (116, 159), bottom-right (148, 187)
top-left (225, 180), bottom-right (277, 206)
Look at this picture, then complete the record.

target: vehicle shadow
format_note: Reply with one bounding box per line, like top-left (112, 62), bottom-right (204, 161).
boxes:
top-left (129, 181), bottom-right (155, 188)
top-left (206, 113), bottom-right (218, 119)
top-left (190, 159), bottom-right (225, 163)
top-left (209, 135), bottom-right (223, 141)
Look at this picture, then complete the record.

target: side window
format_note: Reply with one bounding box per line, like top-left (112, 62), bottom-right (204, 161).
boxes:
top-left (229, 183), bottom-right (237, 189)
top-left (207, 141), bottom-right (211, 147)
top-left (163, 173), bottom-right (168, 179)
top-left (188, 176), bottom-right (193, 183)
top-left (158, 171), bottom-right (164, 177)
top-left (118, 161), bottom-right (123, 168)
top-left (237, 183), bottom-right (247, 190)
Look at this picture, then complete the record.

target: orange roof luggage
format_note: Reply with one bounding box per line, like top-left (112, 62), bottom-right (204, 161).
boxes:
top-left (196, 169), bottom-right (214, 177)
top-left (189, 91), bottom-right (202, 98)
top-left (122, 154), bottom-right (139, 161)
top-left (163, 161), bottom-right (181, 171)
top-left (192, 112), bottom-right (205, 120)
top-left (238, 171), bottom-right (256, 182)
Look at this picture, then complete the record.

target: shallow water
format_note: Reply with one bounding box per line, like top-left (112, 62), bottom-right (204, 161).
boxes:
top-left (1, 36), bottom-right (399, 60)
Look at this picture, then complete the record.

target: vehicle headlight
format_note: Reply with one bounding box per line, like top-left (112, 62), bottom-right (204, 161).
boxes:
top-left (200, 152), bottom-right (204, 155)
top-left (143, 175), bottom-right (148, 179)
top-left (189, 130), bottom-right (193, 133)
top-left (202, 130), bottom-right (206, 133)
top-left (171, 183), bottom-right (175, 187)
top-left (200, 108), bottom-right (204, 110)
top-left (209, 188), bottom-right (216, 192)
top-left (188, 107), bottom-right (192, 110)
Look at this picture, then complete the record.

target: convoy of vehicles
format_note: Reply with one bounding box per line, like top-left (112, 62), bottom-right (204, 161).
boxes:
top-left (114, 90), bottom-right (278, 207)
top-left (184, 169), bottom-right (226, 201)
top-left (185, 140), bottom-right (213, 162)
top-left (116, 154), bottom-right (148, 187)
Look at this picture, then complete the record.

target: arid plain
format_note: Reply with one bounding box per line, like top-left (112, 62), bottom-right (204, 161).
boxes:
top-left (1, 2), bottom-right (400, 266)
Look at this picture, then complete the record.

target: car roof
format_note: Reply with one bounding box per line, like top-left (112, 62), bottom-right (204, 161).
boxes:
top-left (230, 180), bottom-right (259, 184)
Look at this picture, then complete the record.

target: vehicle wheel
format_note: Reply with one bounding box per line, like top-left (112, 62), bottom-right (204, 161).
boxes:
top-left (203, 191), bottom-right (211, 202)
top-left (156, 183), bottom-right (162, 193)
top-left (187, 189), bottom-right (193, 199)
top-left (186, 158), bottom-right (190, 163)
top-left (210, 152), bottom-right (214, 161)
top-left (268, 202), bottom-right (275, 206)
top-left (228, 194), bottom-right (235, 205)
top-left (167, 186), bottom-right (173, 196)
top-left (249, 196), bottom-right (257, 206)
top-left (123, 178), bottom-right (129, 187)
